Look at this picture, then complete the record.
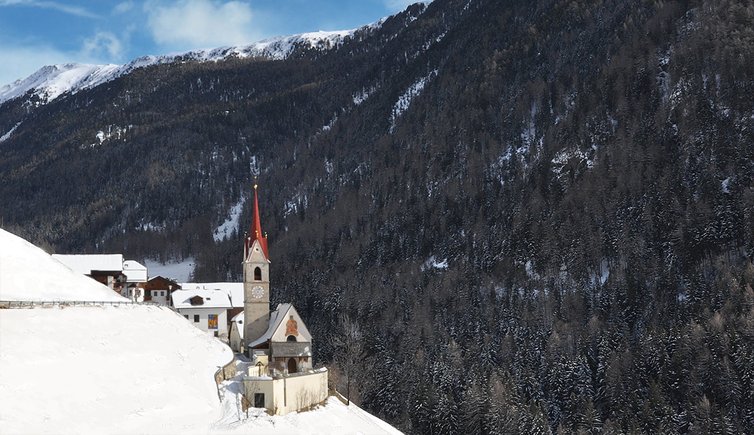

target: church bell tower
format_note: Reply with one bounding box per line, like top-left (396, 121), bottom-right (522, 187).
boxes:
top-left (243, 183), bottom-right (270, 349)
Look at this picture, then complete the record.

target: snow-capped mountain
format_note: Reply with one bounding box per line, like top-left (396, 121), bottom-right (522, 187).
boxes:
top-left (0, 28), bottom-right (368, 107)
top-left (0, 63), bottom-right (119, 107)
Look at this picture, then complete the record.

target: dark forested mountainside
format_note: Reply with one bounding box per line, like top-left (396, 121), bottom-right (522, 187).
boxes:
top-left (2, 0), bottom-right (754, 433)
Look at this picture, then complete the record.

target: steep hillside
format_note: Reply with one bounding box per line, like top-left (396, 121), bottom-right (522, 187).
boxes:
top-left (2, 0), bottom-right (754, 433)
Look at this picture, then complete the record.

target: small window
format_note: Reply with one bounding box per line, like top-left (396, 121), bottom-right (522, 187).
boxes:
top-left (254, 267), bottom-right (262, 281)
top-left (287, 335), bottom-right (297, 342)
top-left (184, 315), bottom-right (188, 319)
top-left (194, 315), bottom-right (200, 323)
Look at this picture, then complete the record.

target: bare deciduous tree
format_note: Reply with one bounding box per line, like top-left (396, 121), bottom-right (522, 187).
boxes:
top-left (332, 314), bottom-right (363, 406)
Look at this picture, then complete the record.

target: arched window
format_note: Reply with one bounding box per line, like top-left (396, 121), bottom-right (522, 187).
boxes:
top-left (254, 267), bottom-right (262, 281)
top-left (287, 335), bottom-right (297, 342)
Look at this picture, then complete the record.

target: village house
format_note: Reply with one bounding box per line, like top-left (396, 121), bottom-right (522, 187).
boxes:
top-left (123, 260), bottom-right (148, 302)
top-left (180, 282), bottom-right (244, 330)
top-left (52, 254), bottom-right (154, 301)
top-left (143, 276), bottom-right (181, 305)
top-left (171, 288), bottom-right (231, 337)
top-left (52, 254), bottom-right (126, 294)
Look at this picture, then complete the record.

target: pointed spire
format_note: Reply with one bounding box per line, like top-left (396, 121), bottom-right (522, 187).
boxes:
top-left (246, 182), bottom-right (269, 259)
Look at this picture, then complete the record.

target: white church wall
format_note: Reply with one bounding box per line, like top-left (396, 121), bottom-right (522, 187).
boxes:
top-left (244, 369), bottom-right (328, 416)
top-left (277, 369), bottom-right (329, 415)
top-left (229, 322), bottom-right (243, 352)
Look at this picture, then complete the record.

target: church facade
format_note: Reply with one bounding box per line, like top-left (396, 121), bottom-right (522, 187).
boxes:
top-left (235, 185), bottom-right (328, 415)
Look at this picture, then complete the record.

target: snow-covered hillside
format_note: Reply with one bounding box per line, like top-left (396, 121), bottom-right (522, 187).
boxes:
top-left (0, 228), bottom-right (401, 434)
top-left (0, 305), bottom-right (231, 435)
top-left (0, 28), bottom-right (365, 106)
top-left (213, 395), bottom-right (402, 434)
top-left (0, 228), bottom-right (125, 301)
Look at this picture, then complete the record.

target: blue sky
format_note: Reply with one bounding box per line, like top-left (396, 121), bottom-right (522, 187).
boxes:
top-left (0, 0), bottom-right (420, 86)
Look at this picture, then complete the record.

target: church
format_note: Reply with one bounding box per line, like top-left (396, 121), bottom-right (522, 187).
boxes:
top-left (229, 184), bottom-right (328, 415)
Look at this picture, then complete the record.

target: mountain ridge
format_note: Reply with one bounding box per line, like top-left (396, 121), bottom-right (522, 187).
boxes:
top-left (0, 22), bottom-right (387, 107)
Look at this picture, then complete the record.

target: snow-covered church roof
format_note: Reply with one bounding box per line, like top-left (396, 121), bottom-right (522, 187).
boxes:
top-left (249, 303), bottom-right (312, 347)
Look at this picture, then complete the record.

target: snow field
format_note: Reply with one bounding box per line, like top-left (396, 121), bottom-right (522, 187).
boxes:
top-left (0, 305), bottom-right (232, 435)
top-left (143, 257), bottom-right (196, 282)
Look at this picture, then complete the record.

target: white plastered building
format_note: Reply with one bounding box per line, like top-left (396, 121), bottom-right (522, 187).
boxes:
top-left (171, 289), bottom-right (231, 337)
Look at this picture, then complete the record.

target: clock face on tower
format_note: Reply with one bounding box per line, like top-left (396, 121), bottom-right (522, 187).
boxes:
top-left (251, 285), bottom-right (265, 299)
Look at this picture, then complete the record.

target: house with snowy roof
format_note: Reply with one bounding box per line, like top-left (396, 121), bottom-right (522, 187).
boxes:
top-left (236, 184), bottom-right (328, 415)
top-left (143, 276), bottom-right (181, 305)
top-left (123, 260), bottom-right (148, 302)
top-left (52, 254), bottom-right (126, 294)
top-left (181, 282), bottom-right (244, 330)
top-left (52, 254), bottom-right (152, 300)
top-left (171, 288), bottom-right (232, 337)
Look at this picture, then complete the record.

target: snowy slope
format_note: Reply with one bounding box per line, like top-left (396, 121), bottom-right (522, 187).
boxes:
top-left (214, 396), bottom-right (403, 435)
top-left (0, 305), bottom-right (232, 435)
top-left (0, 63), bottom-right (120, 106)
top-left (144, 257), bottom-right (196, 281)
top-left (0, 28), bottom-right (365, 106)
top-left (0, 229), bottom-right (232, 434)
top-left (0, 228), bottom-right (125, 301)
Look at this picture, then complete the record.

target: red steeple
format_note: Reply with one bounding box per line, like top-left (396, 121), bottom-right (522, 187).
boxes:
top-left (245, 183), bottom-right (269, 259)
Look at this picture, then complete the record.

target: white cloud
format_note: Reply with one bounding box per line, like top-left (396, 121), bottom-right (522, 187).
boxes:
top-left (0, 0), bottom-right (98, 18)
top-left (81, 32), bottom-right (124, 59)
top-left (145, 0), bottom-right (260, 51)
top-left (0, 45), bottom-right (71, 86)
top-left (0, 33), bottom-right (125, 87)
top-left (114, 1), bottom-right (134, 14)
